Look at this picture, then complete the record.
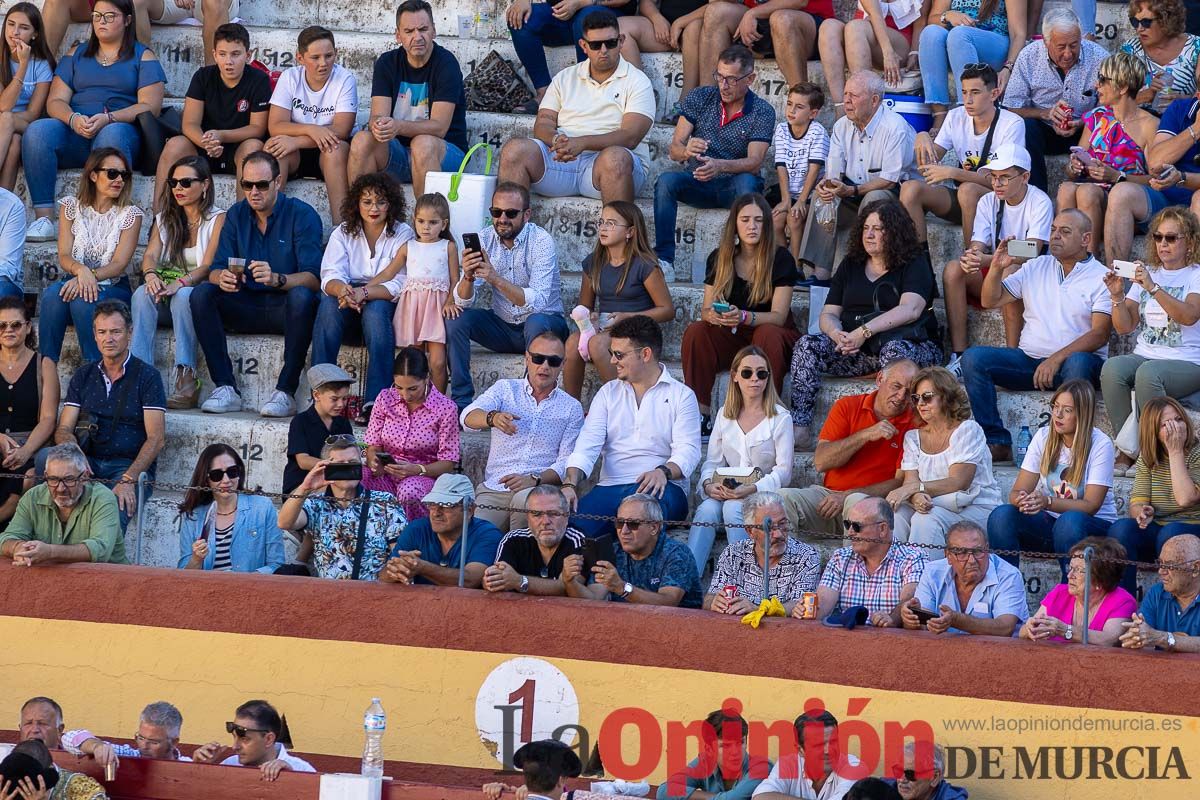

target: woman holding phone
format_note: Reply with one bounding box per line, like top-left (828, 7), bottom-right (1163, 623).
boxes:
top-left (1101, 206), bottom-right (1200, 473)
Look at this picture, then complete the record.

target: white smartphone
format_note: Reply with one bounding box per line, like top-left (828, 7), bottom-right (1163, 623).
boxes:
top-left (1112, 260), bottom-right (1139, 280)
top-left (1007, 239), bottom-right (1039, 260)
top-left (1069, 146), bottom-right (1094, 167)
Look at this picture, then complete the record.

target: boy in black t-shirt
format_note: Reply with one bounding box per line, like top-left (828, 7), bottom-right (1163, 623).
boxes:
top-left (154, 23), bottom-right (270, 211)
top-left (347, 0), bottom-right (469, 196)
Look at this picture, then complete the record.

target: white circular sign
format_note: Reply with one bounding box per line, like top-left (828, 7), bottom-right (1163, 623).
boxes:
top-left (475, 657), bottom-right (580, 765)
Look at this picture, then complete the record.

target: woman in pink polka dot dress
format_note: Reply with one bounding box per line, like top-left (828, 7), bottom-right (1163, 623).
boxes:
top-left (363, 347), bottom-right (461, 520)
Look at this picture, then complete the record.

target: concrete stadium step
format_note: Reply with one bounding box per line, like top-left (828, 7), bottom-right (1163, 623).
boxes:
top-left (123, 492), bottom-right (188, 568)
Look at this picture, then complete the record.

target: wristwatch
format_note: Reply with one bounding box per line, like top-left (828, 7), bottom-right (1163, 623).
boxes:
top-left (620, 581), bottom-right (634, 599)
top-left (518, 575), bottom-right (529, 594)
top-left (656, 464), bottom-right (672, 480)
top-left (1166, 631), bottom-right (1177, 650)
top-left (1064, 624), bottom-right (1074, 641)
top-left (861, 324), bottom-right (874, 340)
top-left (918, 481), bottom-right (926, 494)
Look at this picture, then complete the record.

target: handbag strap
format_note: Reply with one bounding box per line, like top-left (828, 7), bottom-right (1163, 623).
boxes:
top-left (976, 106), bottom-right (1003, 171)
top-left (349, 486), bottom-right (371, 581)
top-left (92, 358), bottom-right (140, 446)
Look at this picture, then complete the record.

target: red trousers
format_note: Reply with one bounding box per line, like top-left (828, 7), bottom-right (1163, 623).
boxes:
top-left (682, 320), bottom-right (800, 408)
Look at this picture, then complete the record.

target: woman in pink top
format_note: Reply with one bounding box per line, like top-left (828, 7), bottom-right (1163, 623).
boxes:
top-left (1020, 536), bottom-right (1137, 645)
top-left (363, 346), bottom-right (460, 520)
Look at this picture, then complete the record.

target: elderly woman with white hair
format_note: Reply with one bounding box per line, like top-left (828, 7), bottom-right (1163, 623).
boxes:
top-left (704, 492), bottom-right (821, 616)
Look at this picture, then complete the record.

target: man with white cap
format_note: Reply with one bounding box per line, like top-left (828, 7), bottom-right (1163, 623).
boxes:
top-left (282, 364), bottom-right (355, 496)
top-left (941, 142), bottom-right (1054, 373)
top-left (381, 474), bottom-right (503, 588)
top-left (959, 208), bottom-right (1111, 463)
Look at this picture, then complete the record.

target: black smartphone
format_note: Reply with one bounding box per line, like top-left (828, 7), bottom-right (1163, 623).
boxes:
top-left (324, 462), bottom-right (362, 481)
top-left (913, 606), bottom-right (940, 624)
top-left (375, 452), bottom-right (395, 466)
top-left (582, 535), bottom-right (617, 567)
top-left (462, 232), bottom-right (482, 253)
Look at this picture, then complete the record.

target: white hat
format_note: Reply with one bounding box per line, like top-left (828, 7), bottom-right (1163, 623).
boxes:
top-left (979, 142), bottom-right (1032, 174)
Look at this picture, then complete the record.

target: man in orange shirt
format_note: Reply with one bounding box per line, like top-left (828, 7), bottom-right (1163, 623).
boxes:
top-left (781, 360), bottom-right (919, 544)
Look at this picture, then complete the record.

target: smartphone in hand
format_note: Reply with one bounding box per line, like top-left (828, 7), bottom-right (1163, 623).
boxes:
top-left (324, 462), bottom-right (362, 481)
top-left (462, 232), bottom-right (482, 254)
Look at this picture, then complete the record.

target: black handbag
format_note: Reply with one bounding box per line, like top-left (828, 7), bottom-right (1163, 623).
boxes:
top-left (136, 107), bottom-right (184, 177)
top-left (840, 275), bottom-right (935, 356)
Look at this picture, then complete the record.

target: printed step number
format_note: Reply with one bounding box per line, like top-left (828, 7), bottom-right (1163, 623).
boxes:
top-left (475, 657), bottom-right (580, 766)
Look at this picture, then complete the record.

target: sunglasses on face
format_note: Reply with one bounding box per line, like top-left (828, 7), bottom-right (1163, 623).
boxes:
top-left (207, 465), bottom-right (242, 482)
top-left (583, 37), bottom-right (620, 51)
top-left (240, 179), bottom-right (273, 192)
top-left (226, 722), bottom-right (270, 738)
top-left (528, 352), bottom-right (564, 367)
top-left (893, 768), bottom-right (919, 782)
top-left (167, 176), bottom-right (202, 189)
top-left (0, 320), bottom-right (25, 331)
top-left (1153, 232), bottom-right (1182, 243)
top-left (96, 167), bottom-right (130, 181)
top-left (1128, 16), bottom-right (1157, 29)
top-left (616, 518), bottom-right (646, 530)
top-left (738, 368), bottom-right (770, 380)
top-left (910, 391), bottom-right (937, 405)
top-left (843, 519), bottom-right (882, 533)
top-left (489, 207), bottom-right (523, 219)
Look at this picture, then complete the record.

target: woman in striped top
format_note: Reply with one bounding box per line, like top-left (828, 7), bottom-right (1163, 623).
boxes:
top-left (1108, 397), bottom-right (1200, 591)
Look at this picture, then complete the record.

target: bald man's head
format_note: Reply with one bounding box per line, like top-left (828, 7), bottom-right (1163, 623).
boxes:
top-left (1159, 534), bottom-right (1200, 597)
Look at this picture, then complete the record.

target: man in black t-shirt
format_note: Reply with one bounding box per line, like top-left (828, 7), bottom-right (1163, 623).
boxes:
top-left (482, 486), bottom-right (598, 596)
top-left (154, 23), bottom-right (270, 210)
top-left (347, 0), bottom-right (469, 195)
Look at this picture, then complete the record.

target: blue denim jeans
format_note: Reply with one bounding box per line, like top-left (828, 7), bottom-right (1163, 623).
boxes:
top-left (987, 504), bottom-right (1111, 584)
top-left (90, 456), bottom-right (154, 533)
top-left (1108, 518), bottom-right (1200, 593)
top-left (0, 277), bottom-right (22, 300)
top-left (508, 3), bottom-right (628, 89)
top-left (653, 171), bottom-right (763, 265)
top-left (385, 138), bottom-right (467, 184)
top-left (130, 284), bottom-right (197, 369)
top-left (310, 295), bottom-right (396, 407)
top-left (445, 308), bottom-right (569, 409)
top-left (572, 481), bottom-right (690, 539)
top-left (1074, 0), bottom-right (1096, 36)
top-left (39, 278), bottom-right (133, 362)
top-left (686, 497), bottom-right (750, 577)
top-left (918, 24), bottom-right (1009, 106)
top-left (189, 283), bottom-right (319, 395)
top-left (960, 346), bottom-right (1104, 446)
top-left (22, 119), bottom-right (141, 208)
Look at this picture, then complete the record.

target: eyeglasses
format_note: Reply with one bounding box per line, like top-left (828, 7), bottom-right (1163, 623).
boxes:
top-left (843, 519), bottom-right (884, 533)
top-left (91, 11), bottom-right (120, 23)
top-left (1096, 75), bottom-right (1112, 86)
top-left (226, 722), bottom-right (270, 738)
top-left (1128, 16), bottom-right (1157, 29)
top-left (240, 179), bottom-right (273, 192)
top-left (325, 434), bottom-right (358, 447)
top-left (424, 501), bottom-right (461, 510)
top-left (489, 207), bottom-right (524, 219)
top-left (167, 176), bottom-right (201, 189)
top-left (712, 70), bottom-right (753, 87)
top-left (0, 320), bottom-right (25, 331)
top-left (527, 509), bottom-right (567, 520)
top-left (207, 465), bottom-right (242, 482)
top-left (947, 547), bottom-right (987, 560)
top-left (616, 518), bottom-right (646, 530)
top-left (45, 474), bottom-right (84, 489)
top-left (910, 391), bottom-right (937, 405)
top-left (95, 167), bottom-right (130, 181)
top-left (528, 352), bottom-right (564, 367)
top-left (1049, 404), bottom-right (1075, 417)
top-left (134, 733), bottom-right (169, 747)
top-left (989, 173), bottom-right (1022, 186)
top-left (738, 368), bottom-right (770, 380)
top-left (598, 220), bottom-right (630, 229)
top-left (1067, 564), bottom-right (1086, 576)
top-left (583, 37), bottom-right (620, 52)
top-left (360, 197), bottom-right (388, 209)
top-left (1153, 232), bottom-right (1182, 243)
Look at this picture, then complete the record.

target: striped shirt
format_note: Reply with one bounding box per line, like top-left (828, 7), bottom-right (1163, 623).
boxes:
top-left (819, 543), bottom-right (926, 615)
top-left (773, 121), bottom-right (830, 197)
top-left (1132, 444), bottom-right (1200, 522)
top-left (496, 526), bottom-right (589, 579)
top-left (707, 537), bottom-right (821, 605)
top-left (212, 522), bottom-right (234, 571)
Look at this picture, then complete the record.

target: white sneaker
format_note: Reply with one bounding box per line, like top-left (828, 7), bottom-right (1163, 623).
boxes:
top-left (26, 217), bottom-right (57, 242)
top-left (259, 389), bottom-right (296, 417)
top-left (201, 385), bottom-right (242, 414)
top-left (946, 354), bottom-right (964, 381)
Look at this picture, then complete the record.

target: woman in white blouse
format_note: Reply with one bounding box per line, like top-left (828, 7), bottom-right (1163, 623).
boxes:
top-left (687, 346), bottom-right (794, 576)
top-left (131, 155), bottom-right (225, 409)
top-left (313, 172), bottom-right (414, 425)
top-left (887, 366), bottom-right (1000, 556)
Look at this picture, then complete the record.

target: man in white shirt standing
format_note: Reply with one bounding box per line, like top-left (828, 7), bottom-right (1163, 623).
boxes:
top-left (960, 208), bottom-right (1112, 463)
top-left (752, 710), bottom-right (859, 800)
top-left (796, 71), bottom-right (916, 277)
top-left (498, 9), bottom-right (655, 204)
top-left (193, 700), bottom-right (315, 782)
top-left (562, 315), bottom-right (702, 538)
top-left (462, 330), bottom-right (585, 532)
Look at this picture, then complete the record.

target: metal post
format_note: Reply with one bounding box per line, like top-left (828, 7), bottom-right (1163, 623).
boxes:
top-left (1081, 545), bottom-right (1095, 645)
top-left (761, 517), bottom-right (771, 601)
top-left (134, 472), bottom-right (148, 566)
top-left (458, 496), bottom-right (470, 588)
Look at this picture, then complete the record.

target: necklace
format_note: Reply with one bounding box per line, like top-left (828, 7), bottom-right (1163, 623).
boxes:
top-left (98, 50), bottom-right (119, 67)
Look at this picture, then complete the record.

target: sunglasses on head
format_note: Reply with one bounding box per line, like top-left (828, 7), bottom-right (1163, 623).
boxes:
top-left (738, 368), bottom-right (770, 381)
top-left (490, 207), bottom-right (523, 219)
top-left (1128, 15), bottom-right (1157, 28)
top-left (207, 465), bottom-right (242, 482)
top-left (528, 352), bottom-right (564, 367)
top-left (226, 722), bottom-right (270, 738)
top-left (167, 176), bottom-right (202, 189)
top-left (1153, 232), bottom-right (1182, 243)
top-left (240, 179), bottom-right (273, 192)
top-left (326, 433), bottom-right (359, 446)
top-left (96, 167), bottom-right (130, 181)
top-left (583, 37), bottom-right (620, 51)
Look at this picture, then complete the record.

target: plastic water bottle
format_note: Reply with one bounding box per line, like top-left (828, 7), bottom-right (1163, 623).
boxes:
top-left (571, 305), bottom-right (595, 361)
top-left (362, 698), bottom-right (386, 777)
top-left (1015, 426), bottom-right (1032, 465)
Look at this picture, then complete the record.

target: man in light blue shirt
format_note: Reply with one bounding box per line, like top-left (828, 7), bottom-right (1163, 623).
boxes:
top-left (901, 521), bottom-right (1027, 636)
top-left (0, 187), bottom-right (24, 300)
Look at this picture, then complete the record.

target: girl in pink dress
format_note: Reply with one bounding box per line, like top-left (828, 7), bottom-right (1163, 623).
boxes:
top-left (368, 193), bottom-right (461, 392)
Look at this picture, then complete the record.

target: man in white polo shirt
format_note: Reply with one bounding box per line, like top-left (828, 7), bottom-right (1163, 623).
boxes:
top-left (498, 8), bottom-right (655, 204)
top-left (960, 208), bottom-right (1112, 462)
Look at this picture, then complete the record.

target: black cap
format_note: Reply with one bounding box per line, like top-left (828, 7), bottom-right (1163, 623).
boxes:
top-left (513, 740), bottom-right (583, 779)
top-left (0, 752), bottom-right (59, 791)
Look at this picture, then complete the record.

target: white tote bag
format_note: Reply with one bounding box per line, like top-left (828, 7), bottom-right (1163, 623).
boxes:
top-left (807, 284), bottom-right (829, 336)
top-left (423, 142), bottom-right (498, 249)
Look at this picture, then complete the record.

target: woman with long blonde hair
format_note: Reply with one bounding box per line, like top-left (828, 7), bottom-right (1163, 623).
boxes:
top-left (987, 380), bottom-right (1118, 583)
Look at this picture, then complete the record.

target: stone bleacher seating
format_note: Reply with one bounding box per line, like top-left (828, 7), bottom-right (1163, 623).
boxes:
top-left (14, 1), bottom-right (1161, 600)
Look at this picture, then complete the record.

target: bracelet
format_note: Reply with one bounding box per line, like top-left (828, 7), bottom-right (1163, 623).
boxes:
top-left (67, 112), bottom-right (80, 130)
top-left (750, 311), bottom-right (757, 326)
top-left (1190, 127), bottom-right (1198, 143)
top-left (562, 482), bottom-right (577, 489)
top-left (739, 309), bottom-right (748, 325)
top-left (105, 111), bottom-right (114, 124)
top-left (143, 270), bottom-right (160, 280)
top-left (531, 472), bottom-right (542, 486)
top-left (485, 410), bottom-right (498, 428)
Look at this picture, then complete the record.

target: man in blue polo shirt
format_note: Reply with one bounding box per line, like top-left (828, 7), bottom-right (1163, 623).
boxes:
top-left (382, 474), bottom-right (503, 589)
top-left (53, 300), bottom-right (165, 531)
top-left (1120, 534), bottom-right (1200, 654)
top-left (654, 44), bottom-right (774, 271)
top-left (190, 150), bottom-right (322, 418)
